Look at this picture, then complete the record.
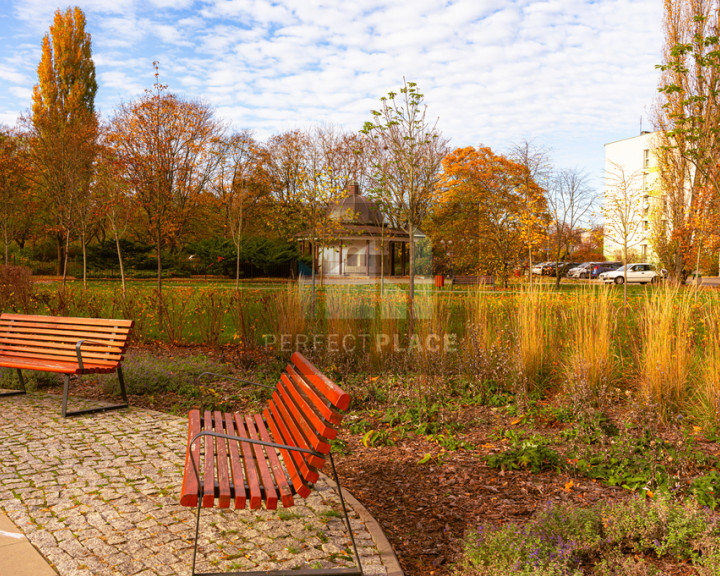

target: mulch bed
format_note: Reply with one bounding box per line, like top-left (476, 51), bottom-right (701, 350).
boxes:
top-left (35, 351), bottom-right (713, 576)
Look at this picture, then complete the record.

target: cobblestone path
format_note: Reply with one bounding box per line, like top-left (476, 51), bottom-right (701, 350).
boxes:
top-left (0, 394), bottom-right (387, 576)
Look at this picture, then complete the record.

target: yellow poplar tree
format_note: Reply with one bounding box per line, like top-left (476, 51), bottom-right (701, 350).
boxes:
top-left (30, 6), bottom-right (98, 281)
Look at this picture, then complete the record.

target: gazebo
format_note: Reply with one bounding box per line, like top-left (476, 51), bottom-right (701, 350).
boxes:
top-left (299, 184), bottom-right (411, 277)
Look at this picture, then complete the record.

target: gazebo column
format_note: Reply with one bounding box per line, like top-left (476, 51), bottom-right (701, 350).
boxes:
top-left (339, 244), bottom-right (343, 276)
top-left (366, 240), bottom-right (370, 276)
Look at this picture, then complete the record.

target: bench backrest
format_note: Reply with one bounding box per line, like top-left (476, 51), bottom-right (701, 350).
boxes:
top-left (264, 352), bottom-right (350, 498)
top-left (0, 314), bottom-right (133, 371)
top-left (181, 352), bottom-right (351, 510)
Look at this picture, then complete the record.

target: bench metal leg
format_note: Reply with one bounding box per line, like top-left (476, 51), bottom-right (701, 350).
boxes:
top-left (61, 371), bottom-right (129, 418)
top-left (190, 455), bottom-right (363, 576)
top-left (0, 368), bottom-right (26, 397)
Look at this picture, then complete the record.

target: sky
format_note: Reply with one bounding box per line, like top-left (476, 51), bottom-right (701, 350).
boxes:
top-left (0, 0), bottom-right (664, 194)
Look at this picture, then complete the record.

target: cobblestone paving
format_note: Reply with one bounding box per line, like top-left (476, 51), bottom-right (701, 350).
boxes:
top-left (0, 394), bottom-right (387, 576)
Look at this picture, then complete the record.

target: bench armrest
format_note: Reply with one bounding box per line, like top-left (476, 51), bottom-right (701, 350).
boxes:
top-left (75, 339), bottom-right (108, 371)
top-left (186, 430), bottom-right (322, 492)
top-left (197, 372), bottom-right (275, 390)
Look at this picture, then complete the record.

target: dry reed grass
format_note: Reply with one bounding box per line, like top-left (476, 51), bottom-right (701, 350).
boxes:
top-left (562, 286), bottom-right (616, 408)
top-left (640, 284), bottom-right (695, 422)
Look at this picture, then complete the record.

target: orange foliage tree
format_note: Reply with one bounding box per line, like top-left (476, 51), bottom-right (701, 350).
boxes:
top-left (0, 127), bottom-right (31, 264)
top-left (28, 6), bottom-right (98, 281)
top-left (431, 146), bottom-right (548, 287)
top-left (109, 63), bottom-right (223, 294)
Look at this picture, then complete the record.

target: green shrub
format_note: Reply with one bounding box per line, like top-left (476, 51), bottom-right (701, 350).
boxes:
top-left (455, 495), bottom-right (719, 575)
top-left (101, 351), bottom-right (228, 396)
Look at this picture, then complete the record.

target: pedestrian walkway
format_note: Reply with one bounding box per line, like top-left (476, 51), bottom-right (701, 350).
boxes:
top-left (0, 394), bottom-right (399, 576)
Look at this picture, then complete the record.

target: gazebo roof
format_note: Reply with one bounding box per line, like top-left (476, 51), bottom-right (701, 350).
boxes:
top-left (328, 183), bottom-right (383, 226)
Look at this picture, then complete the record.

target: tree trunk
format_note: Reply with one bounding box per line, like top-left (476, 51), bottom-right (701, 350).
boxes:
top-left (380, 224), bottom-right (385, 296)
top-left (81, 230), bottom-right (88, 290)
top-left (114, 232), bottom-right (126, 298)
top-left (235, 238), bottom-right (241, 291)
top-left (311, 241), bottom-right (317, 317)
top-left (56, 234), bottom-right (64, 277)
top-left (408, 221), bottom-right (415, 337)
top-left (623, 243), bottom-right (628, 308)
top-left (156, 224), bottom-right (163, 299)
top-left (3, 223), bottom-right (8, 266)
top-left (62, 228), bottom-right (71, 286)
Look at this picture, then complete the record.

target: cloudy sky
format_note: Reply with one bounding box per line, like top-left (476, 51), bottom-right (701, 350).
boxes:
top-left (0, 0), bottom-right (663, 192)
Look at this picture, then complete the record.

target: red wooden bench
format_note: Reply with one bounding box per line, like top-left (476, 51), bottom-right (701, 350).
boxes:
top-left (0, 313), bottom-right (134, 417)
top-left (451, 275), bottom-right (495, 289)
top-left (180, 351), bottom-right (362, 576)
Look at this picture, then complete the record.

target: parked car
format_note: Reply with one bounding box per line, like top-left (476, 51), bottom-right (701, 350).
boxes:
top-left (548, 262), bottom-right (579, 277)
top-left (531, 262), bottom-right (550, 275)
top-left (590, 262), bottom-right (622, 279)
top-left (598, 263), bottom-right (665, 284)
top-left (541, 262), bottom-right (558, 276)
top-left (567, 262), bottom-right (599, 279)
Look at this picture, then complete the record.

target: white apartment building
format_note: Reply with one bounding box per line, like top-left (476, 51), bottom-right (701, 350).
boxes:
top-left (603, 131), bottom-right (661, 262)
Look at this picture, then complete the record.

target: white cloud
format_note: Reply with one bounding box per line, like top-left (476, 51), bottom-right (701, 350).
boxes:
top-left (8, 86), bottom-right (31, 100)
top-left (0, 0), bottom-right (665, 188)
top-left (0, 65), bottom-right (27, 85)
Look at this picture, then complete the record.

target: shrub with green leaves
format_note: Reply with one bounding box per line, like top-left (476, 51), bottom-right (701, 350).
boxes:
top-left (456, 495), bottom-right (720, 575)
top-left (486, 434), bottom-right (561, 474)
top-left (101, 351), bottom-right (228, 397)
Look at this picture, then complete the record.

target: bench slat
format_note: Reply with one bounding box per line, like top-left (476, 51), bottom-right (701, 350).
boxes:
top-left (285, 365), bottom-right (342, 427)
top-left (0, 336), bottom-right (128, 355)
top-left (224, 413), bottom-right (247, 509)
top-left (254, 413), bottom-right (293, 508)
top-left (277, 378), bottom-right (331, 454)
top-left (0, 334), bottom-right (127, 349)
top-left (244, 415), bottom-right (278, 510)
top-left (290, 352), bottom-right (350, 411)
top-left (234, 414), bottom-right (263, 509)
top-left (180, 409), bottom-right (202, 507)
top-left (282, 372), bottom-right (337, 440)
top-left (263, 406), bottom-right (313, 498)
top-left (0, 356), bottom-right (117, 374)
top-left (0, 344), bottom-right (122, 364)
top-left (202, 411), bottom-right (216, 508)
top-left (0, 313), bottom-right (133, 327)
top-left (0, 323), bottom-right (132, 338)
top-left (213, 411), bottom-right (232, 509)
top-left (270, 391), bottom-right (325, 468)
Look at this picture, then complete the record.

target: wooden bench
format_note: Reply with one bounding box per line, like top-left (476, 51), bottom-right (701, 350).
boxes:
top-left (180, 351), bottom-right (362, 576)
top-left (0, 313), bottom-right (134, 417)
top-left (451, 274), bottom-right (495, 288)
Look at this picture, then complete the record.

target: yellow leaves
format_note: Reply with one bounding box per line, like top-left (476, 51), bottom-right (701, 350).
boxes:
top-left (564, 480), bottom-right (574, 492)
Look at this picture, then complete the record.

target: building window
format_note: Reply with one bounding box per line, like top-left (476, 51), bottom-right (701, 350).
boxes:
top-left (643, 149), bottom-right (650, 169)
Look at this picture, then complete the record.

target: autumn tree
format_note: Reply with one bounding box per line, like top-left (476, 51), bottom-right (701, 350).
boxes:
top-left (265, 130), bottom-right (307, 207)
top-left (109, 64), bottom-right (223, 294)
top-left (654, 0), bottom-right (720, 279)
top-left (604, 162), bottom-right (645, 304)
top-left (28, 6), bottom-right (98, 281)
top-left (93, 129), bottom-right (135, 295)
top-left (509, 141), bottom-right (552, 285)
top-left (0, 127), bottom-right (31, 264)
top-left (362, 80), bottom-right (448, 331)
top-left (432, 146), bottom-right (545, 287)
top-left (212, 130), bottom-right (271, 288)
top-left (547, 168), bottom-right (595, 286)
